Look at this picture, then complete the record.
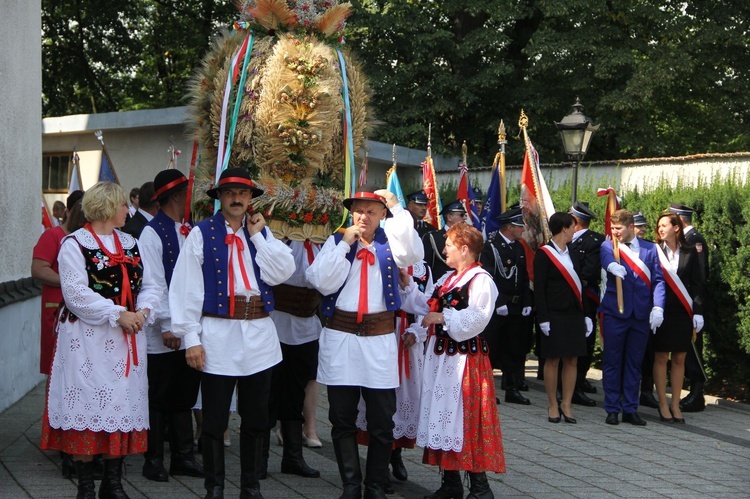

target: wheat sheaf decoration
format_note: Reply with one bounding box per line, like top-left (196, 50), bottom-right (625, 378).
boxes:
top-left (187, 0), bottom-right (371, 243)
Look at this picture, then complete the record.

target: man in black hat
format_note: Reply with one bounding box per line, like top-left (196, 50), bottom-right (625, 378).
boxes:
top-left (567, 201), bottom-right (604, 407)
top-left (169, 167), bottom-right (295, 499)
top-left (633, 212), bottom-right (648, 238)
top-left (423, 200), bottom-right (467, 280)
top-left (306, 186), bottom-right (423, 499)
top-left (669, 202), bottom-right (709, 412)
top-left (405, 190), bottom-right (436, 238)
top-left (138, 169), bottom-right (204, 482)
top-left (122, 181), bottom-right (159, 238)
top-left (480, 207), bottom-right (533, 405)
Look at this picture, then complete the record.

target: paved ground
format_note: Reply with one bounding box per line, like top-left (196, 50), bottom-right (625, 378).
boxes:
top-left (2, 361), bottom-right (749, 498)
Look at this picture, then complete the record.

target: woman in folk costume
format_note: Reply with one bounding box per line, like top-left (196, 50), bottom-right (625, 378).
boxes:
top-left (400, 223), bottom-right (504, 499)
top-left (355, 260), bottom-right (432, 492)
top-left (534, 212), bottom-right (592, 424)
top-left (41, 182), bottom-right (160, 499)
top-left (653, 213), bottom-right (705, 423)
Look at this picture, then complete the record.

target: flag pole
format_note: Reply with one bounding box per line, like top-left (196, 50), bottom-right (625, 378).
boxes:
top-left (607, 191), bottom-right (625, 314)
top-left (498, 121), bottom-right (507, 213)
top-left (94, 130), bottom-right (120, 185)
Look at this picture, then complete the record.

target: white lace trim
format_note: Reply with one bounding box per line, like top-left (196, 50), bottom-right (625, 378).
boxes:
top-left (69, 228), bottom-right (137, 250)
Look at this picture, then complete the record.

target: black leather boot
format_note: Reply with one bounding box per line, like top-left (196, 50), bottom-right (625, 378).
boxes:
top-left (239, 432), bottom-right (265, 499)
top-left (74, 460), bottom-right (96, 499)
top-left (424, 470), bottom-right (463, 499)
top-left (363, 439), bottom-right (392, 499)
top-left (389, 447), bottom-right (407, 481)
top-left (202, 435), bottom-right (225, 499)
top-left (333, 435), bottom-right (362, 499)
top-left (169, 410), bottom-right (205, 478)
top-left (259, 429), bottom-right (270, 479)
top-left (143, 411), bottom-right (169, 482)
top-left (571, 389), bottom-right (597, 407)
top-left (280, 420), bottom-right (320, 478)
top-left (466, 472), bottom-right (493, 499)
top-left (98, 457), bottom-right (128, 499)
top-left (504, 372), bottom-right (530, 405)
top-left (680, 381), bottom-right (706, 412)
top-left (62, 452), bottom-right (77, 479)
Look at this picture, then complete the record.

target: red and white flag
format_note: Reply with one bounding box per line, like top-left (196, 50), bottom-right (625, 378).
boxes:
top-left (519, 133), bottom-right (554, 252)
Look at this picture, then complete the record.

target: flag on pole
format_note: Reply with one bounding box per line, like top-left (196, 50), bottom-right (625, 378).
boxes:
top-left (385, 167), bottom-right (406, 208)
top-left (597, 187), bottom-right (621, 239)
top-left (41, 199), bottom-right (54, 230)
top-left (457, 161), bottom-right (480, 226)
top-left (519, 117), bottom-right (554, 252)
top-left (68, 149), bottom-right (82, 194)
top-left (422, 156), bottom-right (443, 230)
top-left (95, 131), bottom-right (120, 184)
top-left (480, 159), bottom-right (503, 238)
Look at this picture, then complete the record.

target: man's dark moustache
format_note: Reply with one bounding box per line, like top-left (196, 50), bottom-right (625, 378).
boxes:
top-left (231, 202), bottom-right (244, 207)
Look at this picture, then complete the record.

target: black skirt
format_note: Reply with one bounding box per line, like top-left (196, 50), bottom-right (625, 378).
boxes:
top-left (653, 310), bottom-right (692, 353)
top-left (540, 310), bottom-right (587, 359)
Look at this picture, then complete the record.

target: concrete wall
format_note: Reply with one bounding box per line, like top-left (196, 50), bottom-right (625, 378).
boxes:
top-left (0, 1), bottom-right (45, 412)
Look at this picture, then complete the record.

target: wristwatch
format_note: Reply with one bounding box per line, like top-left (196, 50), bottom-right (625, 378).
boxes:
top-left (139, 310), bottom-right (149, 321)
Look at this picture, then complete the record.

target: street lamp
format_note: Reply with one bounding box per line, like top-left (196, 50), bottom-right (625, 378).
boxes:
top-left (555, 97), bottom-right (600, 204)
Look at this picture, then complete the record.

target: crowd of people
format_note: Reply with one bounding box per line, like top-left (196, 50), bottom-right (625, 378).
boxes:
top-left (33, 170), bottom-right (709, 499)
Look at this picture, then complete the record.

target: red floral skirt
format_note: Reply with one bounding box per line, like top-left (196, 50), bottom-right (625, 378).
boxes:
top-left (423, 352), bottom-right (506, 473)
top-left (40, 365), bottom-right (147, 456)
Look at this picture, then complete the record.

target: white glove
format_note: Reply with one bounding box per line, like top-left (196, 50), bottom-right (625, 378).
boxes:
top-left (496, 305), bottom-right (509, 316)
top-left (607, 262), bottom-right (627, 278)
top-left (522, 306), bottom-right (532, 317)
top-left (539, 322), bottom-right (550, 336)
top-left (693, 314), bottom-right (704, 333)
top-left (585, 317), bottom-right (593, 337)
top-left (649, 307), bottom-right (664, 333)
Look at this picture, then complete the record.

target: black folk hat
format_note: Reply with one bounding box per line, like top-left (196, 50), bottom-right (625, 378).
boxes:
top-left (206, 167), bottom-right (264, 200)
top-left (152, 169), bottom-right (188, 202)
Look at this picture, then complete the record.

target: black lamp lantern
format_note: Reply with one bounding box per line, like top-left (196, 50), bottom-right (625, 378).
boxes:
top-left (555, 98), bottom-right (600, 204)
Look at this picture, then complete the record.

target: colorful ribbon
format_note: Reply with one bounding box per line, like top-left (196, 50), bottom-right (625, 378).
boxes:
top-left (356, 248), bottom-right (375, 323)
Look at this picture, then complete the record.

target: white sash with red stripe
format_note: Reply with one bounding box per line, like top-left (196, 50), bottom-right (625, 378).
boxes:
top-left (657, 245), bottom-right (693, 318)
top-left (539, 245), bottom-right (582, 309)
top-left (619, 243), bottom-right (651, 288)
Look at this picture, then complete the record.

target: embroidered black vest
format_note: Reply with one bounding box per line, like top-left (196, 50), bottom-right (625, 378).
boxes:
top-left (431, 274), bottom-right (488, 357)
top-left (59, 231), bottom-right (143, 324)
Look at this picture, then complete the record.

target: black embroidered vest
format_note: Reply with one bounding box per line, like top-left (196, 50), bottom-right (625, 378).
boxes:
top-left (431, 274), bottom-right (489, 357)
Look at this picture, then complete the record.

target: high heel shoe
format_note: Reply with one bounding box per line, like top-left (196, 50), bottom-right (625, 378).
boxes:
top-left (548, 407), bottom-right (561, 423)
top-left (559, 406), bottom-right (577, 424)
top-left (670, 407), bottom-right (685, 423)
top-left (658, 408), bottom-right (674, 422)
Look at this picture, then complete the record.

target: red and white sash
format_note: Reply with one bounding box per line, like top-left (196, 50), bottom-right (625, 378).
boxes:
top-left (657, 245), bottom-right (693, 318)
top-left (539, 245), bottom-right (582, 309)
top-left (618, 243), bottom-right (651, 288)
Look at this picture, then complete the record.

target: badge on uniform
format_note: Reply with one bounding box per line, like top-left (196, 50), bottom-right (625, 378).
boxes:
top-left (696, 243), bottom-right (703, 253)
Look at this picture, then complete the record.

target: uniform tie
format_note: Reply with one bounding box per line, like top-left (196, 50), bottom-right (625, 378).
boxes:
top-left (225, 233), bottom-right (252, 316)
top-left (356, 248), bottom-right (375, 323)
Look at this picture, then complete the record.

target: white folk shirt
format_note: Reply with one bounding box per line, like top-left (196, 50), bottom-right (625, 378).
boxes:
top-left (269, 240), bottom-right (322, 346)
top-left (169, 219), bottom-right (294, 376)
top-left (138, 221), bottom-right (187, 355)
top-left (305, 204), bottom-right (424, 389)
top-left (399, 265), bottom-right (498, 452)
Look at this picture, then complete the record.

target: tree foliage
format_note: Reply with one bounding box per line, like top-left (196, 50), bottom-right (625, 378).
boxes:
top-left (345, 0), bottom-right (750, 164)
top-left (42, 1), bottom-right (750, 164)
top-left (42, 0), bottom-right (237, 116)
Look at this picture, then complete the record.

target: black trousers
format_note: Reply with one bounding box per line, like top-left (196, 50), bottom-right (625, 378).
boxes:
top-left (577, 313), bottom-right (598, 385)
top-left (486, 313), bottom-right (531, 376)
top-left (201, 367), bottom-right (274, 440)
top-left (147, 350), bottom-right (201, 415)
top-left (640, 333), bottom-right (656, 390)
top-left (268, 340), bottom-right (319, 424)
top-left (327, 385), bottom-right (396, 448)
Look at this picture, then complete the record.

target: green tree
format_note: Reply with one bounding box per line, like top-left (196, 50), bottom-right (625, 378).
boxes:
top-left (42, 0), bottom-right (236, 116)
top-left (346, 0), bottom-right (750, 164)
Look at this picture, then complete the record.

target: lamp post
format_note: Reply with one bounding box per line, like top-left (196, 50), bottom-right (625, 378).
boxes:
top-left (555, 98), bottom-right (600, 204)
